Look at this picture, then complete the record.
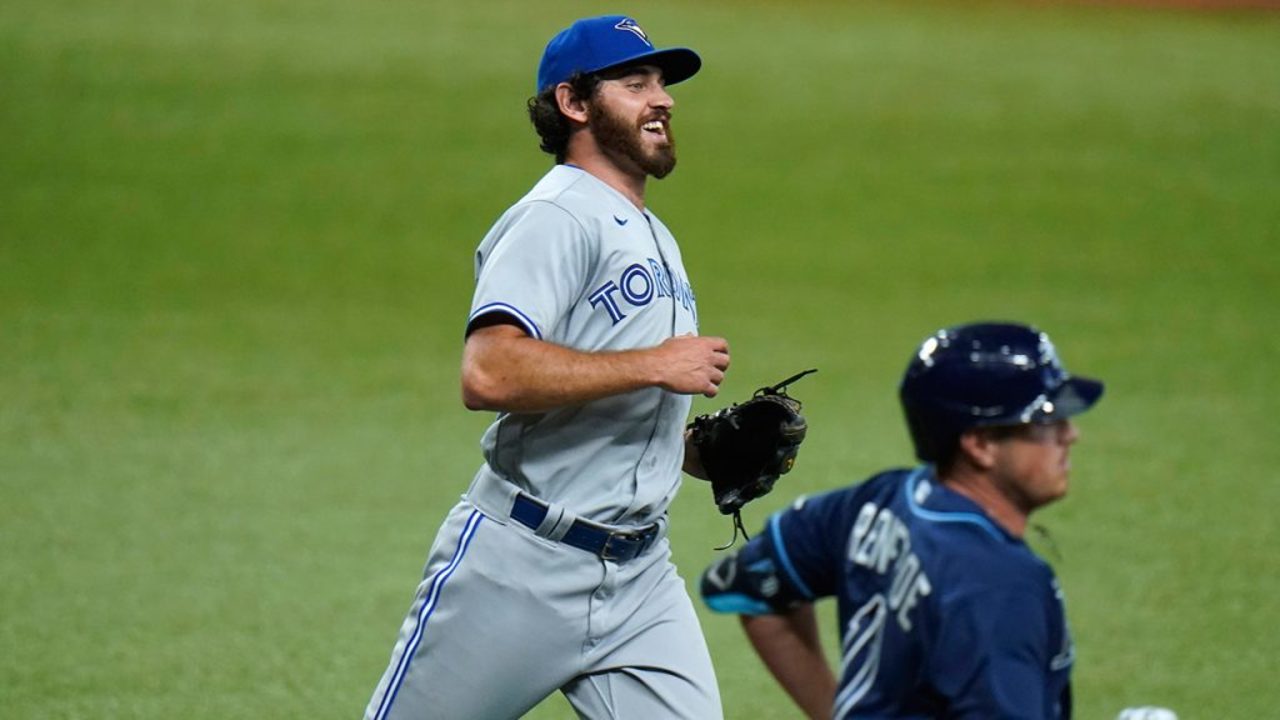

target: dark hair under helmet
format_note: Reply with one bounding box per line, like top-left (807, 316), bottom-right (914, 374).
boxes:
top-left (898, 321), bottom-right (1104, 463)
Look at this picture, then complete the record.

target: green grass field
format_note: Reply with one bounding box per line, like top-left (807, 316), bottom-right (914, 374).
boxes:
top-left (3, 0), bottom-right (1278, 717)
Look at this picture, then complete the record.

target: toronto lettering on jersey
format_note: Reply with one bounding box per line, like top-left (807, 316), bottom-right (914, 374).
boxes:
top-left (587, 257), bottom-right (697, 325)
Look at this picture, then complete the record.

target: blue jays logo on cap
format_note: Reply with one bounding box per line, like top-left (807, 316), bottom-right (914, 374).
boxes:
top-left (614, 18), bottom-right (650, 45)
top-left (536, 15), bottom-right (701, 94)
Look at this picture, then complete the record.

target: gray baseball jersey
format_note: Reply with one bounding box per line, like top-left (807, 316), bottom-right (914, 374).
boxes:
top-left (364, 165), bottom-right (722, 720)
top-left (468, 163), bottom-right (699, 524)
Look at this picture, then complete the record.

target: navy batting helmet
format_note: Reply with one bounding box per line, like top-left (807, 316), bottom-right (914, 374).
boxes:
top-left (899, 322), bottom-right (1104, 463)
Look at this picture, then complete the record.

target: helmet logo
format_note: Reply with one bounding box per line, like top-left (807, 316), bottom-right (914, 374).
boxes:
top-left (917, 336), bottom-right (940, 367)
top-left (1007, 352), bottom-right (1033, 368)
top-left (1019, 394), bottom-right (1053, 423)
top-left (1038, 332), bottom-right (1063, 370)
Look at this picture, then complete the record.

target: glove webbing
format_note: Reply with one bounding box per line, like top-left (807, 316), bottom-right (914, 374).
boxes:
top-left (758, 368), bottom-right (818, 398)
top-left (714, 510), bottom-right (751, 551)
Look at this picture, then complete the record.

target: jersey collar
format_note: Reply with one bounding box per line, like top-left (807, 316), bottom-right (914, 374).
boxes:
top-left (903, 466), bottom-right (1019, 544)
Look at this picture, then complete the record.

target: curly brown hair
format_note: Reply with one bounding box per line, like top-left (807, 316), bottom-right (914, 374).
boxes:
top-left (526, 72), bottom-right (602, 163)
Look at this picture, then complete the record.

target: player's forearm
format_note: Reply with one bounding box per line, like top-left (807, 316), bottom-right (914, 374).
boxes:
top-left (461, 325), bottom-right (669, 413)
top-left (742, 609), bottom-right (836, 720)
top-left (463, 323), bottom-right (729, 413)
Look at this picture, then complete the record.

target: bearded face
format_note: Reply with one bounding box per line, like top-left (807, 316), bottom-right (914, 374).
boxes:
top-left (587, 94), bottom-right (677, 179)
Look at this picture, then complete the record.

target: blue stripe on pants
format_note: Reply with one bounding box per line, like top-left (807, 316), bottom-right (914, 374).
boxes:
top-left (373, 510), bottom-right (485, 720)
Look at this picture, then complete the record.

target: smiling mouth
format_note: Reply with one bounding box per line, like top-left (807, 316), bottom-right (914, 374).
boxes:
top-left (641, 120), bottom-right (668, 138)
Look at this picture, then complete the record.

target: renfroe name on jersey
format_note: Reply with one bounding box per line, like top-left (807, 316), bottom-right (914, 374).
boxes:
top-left (848, 502), bottom-right (933, 632)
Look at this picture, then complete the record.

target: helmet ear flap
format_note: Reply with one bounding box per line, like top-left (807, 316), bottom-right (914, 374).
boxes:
top-left (901, 401), bottom-right (958, 463)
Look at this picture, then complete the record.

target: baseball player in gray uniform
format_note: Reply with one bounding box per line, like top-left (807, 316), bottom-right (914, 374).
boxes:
top-left (363, 15), bottom-right (729, 720)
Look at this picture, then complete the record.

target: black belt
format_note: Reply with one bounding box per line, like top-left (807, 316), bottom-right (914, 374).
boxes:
top-left (509, 493), bottom-right (660, 563)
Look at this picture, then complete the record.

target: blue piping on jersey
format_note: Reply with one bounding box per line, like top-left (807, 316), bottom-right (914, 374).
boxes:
top-left (373, 510), bottom-right (484, 720)
top-left (469, 302), bottom-right (542, 340)
top-left (903, 466), bottom-right (1005, 542)
top-left (704, 593), bottom-right (774, 617)
top-left (769, 513), bottom-right (816, 600)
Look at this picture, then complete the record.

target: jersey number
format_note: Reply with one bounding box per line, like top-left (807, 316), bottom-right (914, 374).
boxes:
top-left (833, 594), bottom-right (888, 718)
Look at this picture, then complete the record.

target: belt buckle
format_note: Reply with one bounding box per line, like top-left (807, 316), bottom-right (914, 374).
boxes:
top-left (600, 526), bottom-right (654, 562)
top-left (599, 534), bottom-right (626, 562)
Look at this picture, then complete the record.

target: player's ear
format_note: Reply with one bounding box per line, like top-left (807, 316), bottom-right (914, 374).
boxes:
top-left (555, 83), bottom-right (590, 125)
top-left (957, 429), bottom-right (998, 471)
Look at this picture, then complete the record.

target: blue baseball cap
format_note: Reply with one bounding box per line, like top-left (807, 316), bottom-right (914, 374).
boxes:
top-left (536, 15), bottom-right (701, 94)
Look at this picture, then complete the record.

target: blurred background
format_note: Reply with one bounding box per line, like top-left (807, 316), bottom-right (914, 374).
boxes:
top-left (3, 0), bottom-right (1277, 717)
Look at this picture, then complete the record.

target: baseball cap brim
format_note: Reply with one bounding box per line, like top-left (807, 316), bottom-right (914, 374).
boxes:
top-left (1044, 376), bottom-right (1104, 419)
top-left (973, 375), bottom-right (1104, 427)
top-left (597, 46), bottom-right (702, 87)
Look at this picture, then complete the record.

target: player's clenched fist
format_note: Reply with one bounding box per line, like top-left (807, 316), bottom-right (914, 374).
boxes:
top-left (654, 334), bottom-right (730, 397)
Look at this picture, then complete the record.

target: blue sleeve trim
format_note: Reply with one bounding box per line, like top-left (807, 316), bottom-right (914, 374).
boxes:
top-left (467, 303), bottom-right (542, 340)
top-left (704, 593), bottom-right (775, 616)
top-left (769, 513), bottom-right (816, 600)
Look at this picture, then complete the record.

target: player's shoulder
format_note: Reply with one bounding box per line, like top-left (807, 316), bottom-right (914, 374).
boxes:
top-left (919, 522), bottom-right (1054, 600)
top-left (506, 169), bottom-right (587, 223)
top-left (774, 467), bottom-right (912, 532)
top-left (517, 164), bottom-right (631, 220)
top-left (521, 164), bottom-right (589, 202)
top-left (479, 169), bottom-right (594, 248)
top-left (892, 470), bottom-right (1051, 576)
